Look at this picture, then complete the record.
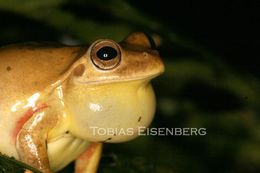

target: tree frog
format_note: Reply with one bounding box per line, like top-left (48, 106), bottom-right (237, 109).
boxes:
top-left (0, 32), bottom-right (164, 173)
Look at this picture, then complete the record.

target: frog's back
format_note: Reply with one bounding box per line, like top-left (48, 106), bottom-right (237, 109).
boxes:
top-left (0, 43), bottom-right (85, 157)
top-left (0, 43), bottom-right (84, 97)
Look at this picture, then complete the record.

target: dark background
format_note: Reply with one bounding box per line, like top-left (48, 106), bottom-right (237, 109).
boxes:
top-left (0, 0), bottom-right (259, 173)
top-left (139, 1), bottom-right (259, 75)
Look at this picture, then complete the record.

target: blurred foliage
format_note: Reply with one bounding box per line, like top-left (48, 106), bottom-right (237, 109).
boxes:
top-left (0, 0), bottom-right (259, 173)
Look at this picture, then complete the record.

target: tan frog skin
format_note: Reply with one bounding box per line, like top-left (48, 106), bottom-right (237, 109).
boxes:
top-left (0, 32), bottom-right (164, 173)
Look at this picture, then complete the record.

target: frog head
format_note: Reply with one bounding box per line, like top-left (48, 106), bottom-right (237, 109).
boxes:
top-left (65, 32), bottom-right (164, 142)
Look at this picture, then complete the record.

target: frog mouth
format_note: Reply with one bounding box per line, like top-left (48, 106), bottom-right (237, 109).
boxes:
top-left (76, 72), bottom-right (163, 85)
top-left (76, 60), bottom-right (165, 85)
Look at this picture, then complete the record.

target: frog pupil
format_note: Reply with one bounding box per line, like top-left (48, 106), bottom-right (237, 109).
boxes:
top-left (97, 46), bottom-right (117, 60)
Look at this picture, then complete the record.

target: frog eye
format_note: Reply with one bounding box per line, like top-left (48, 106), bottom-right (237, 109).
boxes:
top-left (91, 40), bottom-right (121, 70)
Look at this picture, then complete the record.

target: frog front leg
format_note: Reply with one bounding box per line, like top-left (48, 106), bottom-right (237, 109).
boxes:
top-left (74, 143), bottom-right (103, 173)
top-left (16, 105), bottom-right (59, 173)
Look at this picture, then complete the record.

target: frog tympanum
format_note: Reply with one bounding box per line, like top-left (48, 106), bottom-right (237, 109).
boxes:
top-left (0, 32), bottom-right (164, 173)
